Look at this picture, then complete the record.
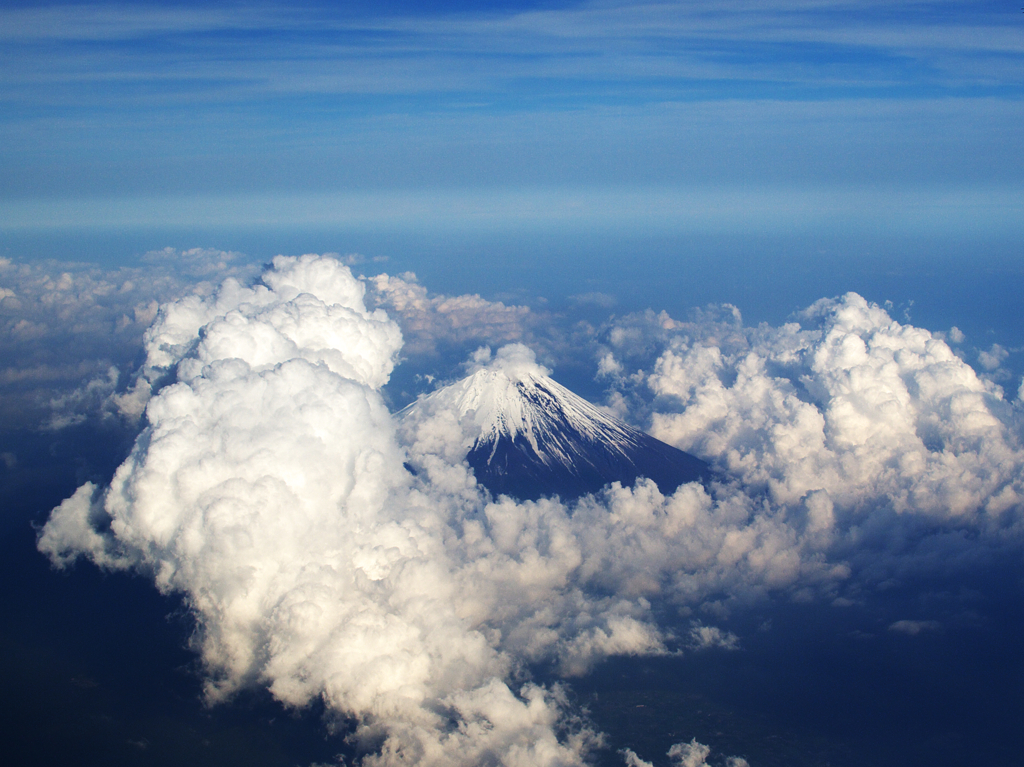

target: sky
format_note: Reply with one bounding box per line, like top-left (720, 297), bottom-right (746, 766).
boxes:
top-left (3, 1), bottom-right (1022, 234)
top-left (3, 2), bottom-right (1024, 766)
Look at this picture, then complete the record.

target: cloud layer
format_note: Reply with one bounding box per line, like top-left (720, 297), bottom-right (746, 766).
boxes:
top-left (36, 256), bottom-right (1024, 765)
top-left (645, 293), bottom-right (1024, 520)
top-left (38, 256), bottom-right (606, 765)
top-left (0, 249), bottom-right (255, 430)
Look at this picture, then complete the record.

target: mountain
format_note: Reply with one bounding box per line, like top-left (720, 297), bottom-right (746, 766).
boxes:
top-left (398, 351), bottom-right (709, 502)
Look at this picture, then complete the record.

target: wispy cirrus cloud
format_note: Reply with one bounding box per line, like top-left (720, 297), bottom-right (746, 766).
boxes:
top-left (2, 2), bottom-right (1021, 230)
top-left (2, 0), bottom-right (1021, 129)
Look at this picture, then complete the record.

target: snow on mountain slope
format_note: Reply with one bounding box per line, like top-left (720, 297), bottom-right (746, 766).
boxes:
top-left (398, 345), bottom-right (709, 501)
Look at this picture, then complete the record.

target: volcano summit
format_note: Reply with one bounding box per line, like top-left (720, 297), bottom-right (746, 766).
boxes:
top-left (399, 345), bottom-right (709, 501)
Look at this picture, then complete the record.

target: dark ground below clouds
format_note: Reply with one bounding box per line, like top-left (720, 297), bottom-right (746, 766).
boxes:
top-left (4, 422), bottom-right (1024, 767)
top-left (576, 575), bottom-right (1024, 767)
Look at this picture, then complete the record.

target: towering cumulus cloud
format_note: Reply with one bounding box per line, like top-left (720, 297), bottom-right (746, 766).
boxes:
top-left (595, 293), bottom-right (1024, 591)
top-left (38, 256), bottom-right (593, 765)
top-left (37, 256), bottom-right (1024, 766)
top-left (645, 294), bottom-right (1024, 522)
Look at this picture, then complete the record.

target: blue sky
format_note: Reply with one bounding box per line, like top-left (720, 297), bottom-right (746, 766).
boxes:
top-left (2, 0), bottom-right (1022, 233)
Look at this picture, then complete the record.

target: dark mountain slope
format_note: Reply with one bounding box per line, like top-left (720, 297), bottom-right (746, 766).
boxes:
top-left (400, 364), bottom-right (708, 502)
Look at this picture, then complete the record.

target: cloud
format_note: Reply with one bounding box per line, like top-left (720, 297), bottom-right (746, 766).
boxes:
top-left (464, 343), bottom-right (550, 379)
top-left (5, 1), bottom-right (1022, 219)
top-left (35, 261), bottom-right (1024, 764)
top-left (38, 256), bottom-right (612, 765)
top-left (38, 256), bottom-right (838, 762)
top-left (0, 251), bottom-right (256, 430)
top-left (888, 620), bottom-right (941, 636)
top-left (140, 246), bottom-right (250, 278)
top-left (978, 343), bottom-right (1009, 371)
top-left (42, 366), bottom-right (120, 430)
top-left (4, 1), bottom-right (1018, 91)
top-left (580, 292), bottom-right (1024, 607)
top-left (668, 740), bottom-right (711, 767)
top-left (645, 292), bottom-right (1024, 522)
top-left (570, 293), bottom-right (618, 309)
top-left (369, 272), bottom-right (534, 358)
top-left (622, 739), bottom-right (749, 767)
top-left (686, 623), bottom-right (740, 652)
top-left (0, 5), bottom-right (256, 42)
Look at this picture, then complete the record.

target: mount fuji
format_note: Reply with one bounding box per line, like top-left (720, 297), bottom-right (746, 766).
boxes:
top-left (398, 345), bottom-right (709, 502)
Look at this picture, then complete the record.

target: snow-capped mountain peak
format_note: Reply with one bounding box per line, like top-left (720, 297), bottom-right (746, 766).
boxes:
top-left (399, 345), bottom-right (709, 501)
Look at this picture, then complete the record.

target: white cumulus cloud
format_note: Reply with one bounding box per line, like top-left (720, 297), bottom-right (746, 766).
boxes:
top-left (35, 262), bottom-right (1024, 765)
top-left (645, 293), bottom-right (1024, 523)
top-left (622, 738), bottom-right (749, 767)
top-left (38, 256), bottom-right (605, 766)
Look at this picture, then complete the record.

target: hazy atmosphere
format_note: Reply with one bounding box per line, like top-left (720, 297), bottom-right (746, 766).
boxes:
top-left (3, 3), bottom-right (1024, 766)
